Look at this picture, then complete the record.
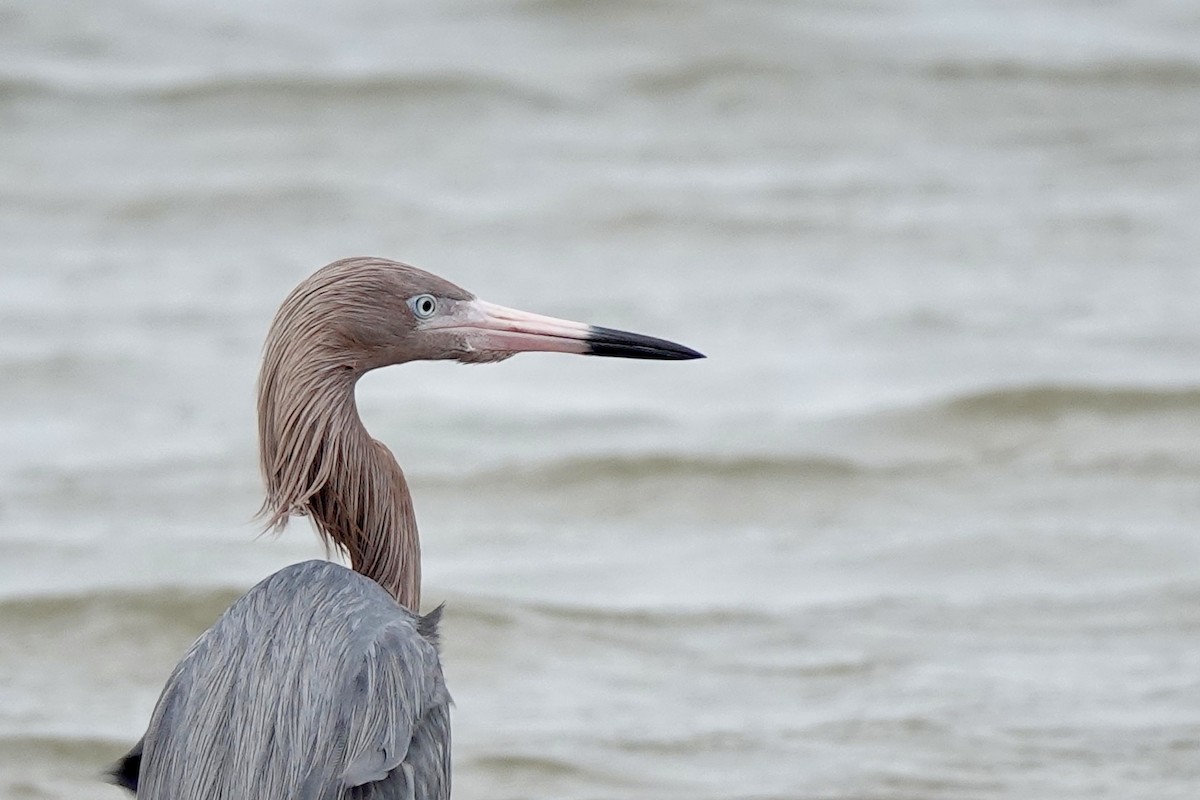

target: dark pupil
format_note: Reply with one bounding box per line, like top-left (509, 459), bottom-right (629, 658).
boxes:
top-left (419, 298), bottom-right (433, 314)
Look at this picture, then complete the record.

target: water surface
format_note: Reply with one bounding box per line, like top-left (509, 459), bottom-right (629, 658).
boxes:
top-left (2, 1), bottom-right (1199, 798)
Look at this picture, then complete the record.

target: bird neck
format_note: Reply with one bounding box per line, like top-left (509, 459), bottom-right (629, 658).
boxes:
top-left (258, 363), bottom-right (422, 611)
top-left (313, 393), bottom-right (423, 610)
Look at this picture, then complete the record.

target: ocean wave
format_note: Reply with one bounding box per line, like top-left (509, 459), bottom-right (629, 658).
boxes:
top-left (510, 0), bottom-right (685, 13)
top-left (447, 453), bottom-right (866, 487)
top-left (0, 582), bottom-right (771, 640)
top-left (436, 384), bottom-right (1200, 484)
top-left (0, 732), bottom-right (128, 765)
top-left (6, 382), bottom-right (1197, 509)
top-left (931, 384), bottom-right (1200, 419)
top-left (621, 57), bottom-right (799, 96)
top-left (99, 181), bottom-right (354, 225)
top-left (921, 56), bottom-right (1200, 85)
top-left (0, 68), bottom-right (559, 107)
top-left (462, 752), bottom-right (616, 782)
top-left (450, 592), bottom-right (772, 628)
top-left (0, 586), bottom-right (243, 635)
top-left (851, 383), bottom-right (1200, 475)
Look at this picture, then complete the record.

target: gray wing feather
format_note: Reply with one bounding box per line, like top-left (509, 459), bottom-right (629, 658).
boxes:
top-left (347, 696), bottom-right (450, 800)
top-left (118, 560), bottom-right (450, 800)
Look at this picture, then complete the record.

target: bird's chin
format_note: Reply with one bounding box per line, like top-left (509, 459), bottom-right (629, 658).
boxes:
top-left (455, 349), bottom-right (517, 365)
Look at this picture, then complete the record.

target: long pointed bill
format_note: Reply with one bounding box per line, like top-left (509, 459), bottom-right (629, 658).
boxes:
top-left (432, 299), bottom-right (704, 360)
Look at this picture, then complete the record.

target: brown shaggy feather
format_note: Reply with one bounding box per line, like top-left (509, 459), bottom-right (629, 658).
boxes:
top-left (254, 257), bottom-right (472, 610)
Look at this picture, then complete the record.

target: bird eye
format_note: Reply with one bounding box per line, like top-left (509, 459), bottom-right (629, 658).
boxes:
top-left (410, 294), bottom-right (438, 319)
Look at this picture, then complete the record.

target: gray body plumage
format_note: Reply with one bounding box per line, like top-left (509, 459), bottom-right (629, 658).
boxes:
top-left (118, 560), bottom-right (450, 800)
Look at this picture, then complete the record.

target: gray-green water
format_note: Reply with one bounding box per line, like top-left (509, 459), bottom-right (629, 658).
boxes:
top-left (2, 1), bottom-right (1199, 798)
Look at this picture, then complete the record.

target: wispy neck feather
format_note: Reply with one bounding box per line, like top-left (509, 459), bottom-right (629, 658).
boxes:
top-left (256, 294), bottom-right (421, 610)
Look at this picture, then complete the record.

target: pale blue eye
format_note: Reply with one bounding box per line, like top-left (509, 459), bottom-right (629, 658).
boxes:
top-left (409, 294), bottom-right (438, 319)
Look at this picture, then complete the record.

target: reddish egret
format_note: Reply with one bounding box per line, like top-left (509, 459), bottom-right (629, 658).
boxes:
top-left (112, 257), bottom-right (702, 799)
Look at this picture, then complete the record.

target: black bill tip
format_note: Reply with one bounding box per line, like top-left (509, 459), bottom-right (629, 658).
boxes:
top-left (586, 325), bottom-right (705, 360)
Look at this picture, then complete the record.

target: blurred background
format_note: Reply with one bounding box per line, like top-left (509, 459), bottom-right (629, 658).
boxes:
top-left (2, 0), bottom-right (1199, 798)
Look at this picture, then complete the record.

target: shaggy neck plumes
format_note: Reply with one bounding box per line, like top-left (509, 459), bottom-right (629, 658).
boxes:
top-left (256, 287), bottom-right (421, 611)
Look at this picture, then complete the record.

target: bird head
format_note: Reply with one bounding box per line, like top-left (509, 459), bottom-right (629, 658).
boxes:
top-left (270, 256), bottom-right (704, 373)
